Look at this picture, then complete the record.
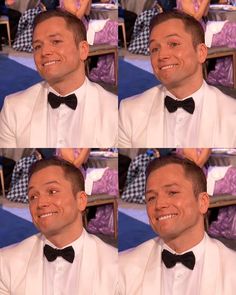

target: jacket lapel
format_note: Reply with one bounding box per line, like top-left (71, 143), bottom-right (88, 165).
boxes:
top-left (25, 234), bottom-right (44, 295)
top-left (30, 82), bottom-right (48, 147)
top-left (142, 238), bottom-right (162, 295)
top-left (146, 86), bottom-right (165, 147)
top-left (200, 235), bottom-right (221, 295)
top-left (77, 231), bottom-right (96, 294)
top-left (78, 79), bottom-right (100, 147)
top-left (197, 82), bottom-right (218, 147)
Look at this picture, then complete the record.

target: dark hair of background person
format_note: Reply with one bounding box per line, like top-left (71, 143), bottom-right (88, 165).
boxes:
top-left (146, 155), bottom-right (207, 197)
top-left (149, 10), bottom-right (205, 48)
top-left (28, 157), bottom-right (85, 195)
top-left (156, 0), bottom-right (176, 12)
top-left (41, 0), bottom-right (60, 10)
top-left (33, 9), bottom-right (87, 45)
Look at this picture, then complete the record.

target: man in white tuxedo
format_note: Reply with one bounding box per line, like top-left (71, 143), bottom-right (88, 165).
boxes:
top-left (0, 158), bottom-right (118, 295)
top-left (0, 9), bottom-right (117, 147)
top-left (119, 10), bottom-right (236, 147)
top-left (119, 155), bottom-right (236, 295)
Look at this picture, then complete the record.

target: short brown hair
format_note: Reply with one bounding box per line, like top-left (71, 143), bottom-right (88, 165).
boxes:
top-left (146, 155), bottom-right (207, 197)
top-left (28, 157), bottom-right (85, 195)
top-left (33, 9), bottom-right (87, 46)
top-left (150, 10), bottom-right (205, 48)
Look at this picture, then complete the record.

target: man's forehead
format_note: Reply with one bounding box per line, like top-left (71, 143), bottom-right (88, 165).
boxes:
top-left (34, 17), bottom-right (68, 34)
top-left (30, 165), bottom-right (64, 178)
top-left (150, 18), bottom-right (190, 38)
top-left (146, 164), bottom-right (187, 181)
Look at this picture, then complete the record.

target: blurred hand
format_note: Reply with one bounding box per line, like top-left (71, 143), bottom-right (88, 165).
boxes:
top-left (6, 0), bottom-right (15, 5)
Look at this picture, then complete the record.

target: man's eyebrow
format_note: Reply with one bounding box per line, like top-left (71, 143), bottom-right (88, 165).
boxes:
top-left (149, 33), bottom-right (182, 45)
top-left (145, 183), bottom-right (180, 194)
top-left (28, 180), bottom-right (60, 192)
top-left (33, 33), bottom-right (63, 44)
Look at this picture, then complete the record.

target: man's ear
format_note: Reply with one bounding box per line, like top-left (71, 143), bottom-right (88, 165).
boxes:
top-left (76, 191), bottom-right (87, 211)
top-left (79, 41), bottom-right (89, 61)
top-left (198, 192), bottom-right (209, 215)
top-left (197, 43), bottom-right (208, 64)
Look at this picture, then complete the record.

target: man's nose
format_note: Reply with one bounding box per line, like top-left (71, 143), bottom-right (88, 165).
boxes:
top-left (155, 194), bottom-right (168, 210)
top-left (158, 46), bottom-right (171, 60)
top-left (37, 194), bottom-right (50, 208)
top-left (40, 43), bottom-right (53, 56)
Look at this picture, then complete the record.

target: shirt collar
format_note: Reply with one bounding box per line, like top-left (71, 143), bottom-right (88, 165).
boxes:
top-left (162, 233), bottom-right (206, 263)
top-left (47, 77), bottom-right (87, 99)
top-left (43, 228), bottom-right (85, 257)
top-left (164, 81), bottom-right (205, 109)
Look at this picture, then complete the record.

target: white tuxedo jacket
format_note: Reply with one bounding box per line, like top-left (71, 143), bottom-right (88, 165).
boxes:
top-left (119, 234), bottom-right (236, 295)
top-left (119, 82), bottom-right (236, 147)
top-left (0, 231), bottom-right (118, 295)
top-left (0, 78), bottom-right (118, 147)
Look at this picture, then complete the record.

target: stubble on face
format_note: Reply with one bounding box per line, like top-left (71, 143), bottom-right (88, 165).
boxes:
top-left (33, 17), bottom-right (87, 94)
top-left (145, 164), bottom-right (206, 252)
top-left (149, 19), bottom-right (205, 98)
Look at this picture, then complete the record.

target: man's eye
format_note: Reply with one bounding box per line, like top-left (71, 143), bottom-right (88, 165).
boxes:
top-left (33, 45), bottom-right (41, 51)
top-left (168, 191), bottom-right (178, 196)
top-left (52, 40), bottom-right (62, 45)
top-left (29, 194), bottom-right (37, 201)
top-left (146, 196), bottom-right (155, 202)
top-left (150, 47), bottom-right (159, 54)
top-left (169, 42), bottom-right (179, 48)
top-left (48, 189), bottom-right (57, 195)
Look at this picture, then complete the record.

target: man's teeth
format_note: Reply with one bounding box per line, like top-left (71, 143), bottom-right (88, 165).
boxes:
top-left (44, 61), bottom-right (57, 66)
top-left (40, 212), bottom-right (54, 218)
top-left (158, 214), bottom-right (176, 221)
top-left (161, 65), bottom-right (176, 70)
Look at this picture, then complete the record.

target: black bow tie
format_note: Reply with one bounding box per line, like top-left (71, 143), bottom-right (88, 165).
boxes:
top-left (164, 96), bottom-right (195, 114)
top-left (162, 249), bottom-right (195, 270)
top-left (44, 244), bottom-right (75, 263)
top-left (48, 92), bottom-right (77, 110)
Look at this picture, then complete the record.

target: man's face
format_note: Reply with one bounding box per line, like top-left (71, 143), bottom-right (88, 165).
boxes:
top-left (149, 19), bottom-right (206, 92)
top-left (28, 166), bottom-right (87, 240)
top-left (33, 17), bottom-right (88, 87)
top-left (145, 164), bottom-right (208, 244)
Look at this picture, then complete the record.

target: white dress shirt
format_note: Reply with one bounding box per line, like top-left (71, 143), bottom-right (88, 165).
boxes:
top-left (47, 79), bottom-right (87, 147)
top-left (43, 230), bottom-right (85, 295)
top-left (161, 235), bottom-right (206, 295)
top-left (164, 83), bottom-right (204, 147)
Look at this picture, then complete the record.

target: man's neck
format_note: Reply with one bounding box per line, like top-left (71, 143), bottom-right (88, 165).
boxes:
top-left (49, 75), bottom-right (86, 96)
top-left (46, 228), bottom-right (83, 248)
top-left (164, 231), bottom-right (205, 254)
top-left (167, 78), bottom-right (204, 100)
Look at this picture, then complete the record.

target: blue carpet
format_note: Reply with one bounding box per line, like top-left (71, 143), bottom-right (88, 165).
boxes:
top-left (118, 211), bottom-right (156, 252)
top-left (0, 55), bottom-right (42, 109)
top-left (0, 207), bottom-right (38, 248)
top-left (118, 59), bottom-right (160, 102)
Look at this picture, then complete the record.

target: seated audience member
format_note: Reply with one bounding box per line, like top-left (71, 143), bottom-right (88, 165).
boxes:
top-left (177, 0), bottom-right (236, 87)
top-left (0, 158), bottom-right (118, 294)
top-left (0, 9), bottom-right (117, 147)
top-left (121, 149), bottom-right (173, 204)
top-left (6, 149), bottom-right (42, 203)
top-left (61, 0), bottom-right (118, 84)
top-left (119, 4), bottom-right (137, 45)
top-left (119, 155), bottom-right (236, 294)
top-left (12, 1), bottom-right (59, 52)
top-left (0, 0), bottom-right (21, 45)
top-left (128, 2), bottom-right (162, 55)
top-left (57, 148), bottom-right (90, 172)
top-left (119, 10), bottom-right (236, 147)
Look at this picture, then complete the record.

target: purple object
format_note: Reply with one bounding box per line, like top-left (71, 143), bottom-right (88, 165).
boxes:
top-left (87, 169), bottom-right (118, 235)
